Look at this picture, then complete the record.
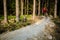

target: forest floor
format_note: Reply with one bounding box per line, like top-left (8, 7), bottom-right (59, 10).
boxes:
top-left (0, 17), bottom-right (56, 40)
top-left (53, 18), bottom-right (60, 40)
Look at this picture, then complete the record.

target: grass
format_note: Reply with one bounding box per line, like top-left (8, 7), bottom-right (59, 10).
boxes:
top-left (0, 15), bottom-right (32, 20)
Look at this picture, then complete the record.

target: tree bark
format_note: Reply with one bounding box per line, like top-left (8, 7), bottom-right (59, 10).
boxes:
top-left (33, 0), bottom-right (36, 20)
top-left (25, 0), bottom-right (26, 15)
top-left (54, 0), bottom-right (57, 18)
top-left (21, 0), bottom-right (23, 15)
top-left (27, 0), bottom-right (28, 15)
top-left (38, 0), bottom-right (40, 16)
top-left (16, 0), bottom-right (19, 22)
top-left (3, 0), bottom-right (8, 23)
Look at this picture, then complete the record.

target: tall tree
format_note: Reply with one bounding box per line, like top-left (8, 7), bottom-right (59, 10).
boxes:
top-left (25, 0), bottom-right (27, 15)
top-left (3, 0), bottom-right (8, 23)
top-left (27, 0), bottom-right (28, 15)
top-left (16, 0), bottom-right (19, 22)
top-left (33, 0), bottom-right (36, 20)
top-left (54, 0), bottom-right (57, 18)
top-left (21, 0), bottom-right (23, 15)
top-left (38, 0), bottom-right (40, 16)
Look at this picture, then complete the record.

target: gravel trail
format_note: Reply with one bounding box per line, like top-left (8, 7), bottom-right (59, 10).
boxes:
top-left (0, 17), bottom-right (55, 40)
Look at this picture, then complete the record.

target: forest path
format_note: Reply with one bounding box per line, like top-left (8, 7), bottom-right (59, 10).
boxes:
top-left (0, 17), bottom-right (55, 40)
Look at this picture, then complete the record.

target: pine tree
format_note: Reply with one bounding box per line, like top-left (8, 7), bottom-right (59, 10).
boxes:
top-left (3, 0), bottom-right (8, 23)
top-left (27, 0), bottom-right (28, 15)
top-left (38, 0), bottom-right (40, 16)
top-left (21, 0), bottom-right (23, 15)
top-left (16, 0), bottom-right (19, 22)
top-left (33, 0), bottom-right (36, 20)
top-left (54, 0), bottom-right (57, 18)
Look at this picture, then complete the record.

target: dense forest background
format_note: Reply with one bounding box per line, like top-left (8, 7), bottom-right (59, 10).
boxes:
top-left (0, 0), bottom-right (60, 16)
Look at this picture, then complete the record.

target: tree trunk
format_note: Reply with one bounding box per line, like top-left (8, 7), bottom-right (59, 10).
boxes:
top-left (54, 0), bottom-right (57, 18)
top-left (3, 0), bottom-right (7, 23)
top-left (21, 0), bottom-right (23, 15)
top-left (27, 0), bottom-right (28, 15)
top-left (38, 0), bottom-right (40, 16)
top-left (25, 0), bottom-right (26, 15)
top-left (33, 0), bottom-right (36, 20)
top-left (16, 0), bottom-right (19, 22)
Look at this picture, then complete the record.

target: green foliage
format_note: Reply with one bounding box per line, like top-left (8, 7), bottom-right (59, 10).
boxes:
top-left (0, 15), bottom-right (33, 34)
top-left (8, 16), bottom-right (16, 20)
top-left (20, 15), bottom-right (25, 21)
top-left (0, 20), bottom-right (32, 34)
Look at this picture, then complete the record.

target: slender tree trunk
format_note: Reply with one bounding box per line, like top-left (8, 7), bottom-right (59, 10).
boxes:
top-left (33, 0), bottom-right (36, 20)
top-left (25, 0), bottom-right (26, 15)
top-left (3, 0), bottom-right (7, 23)
top-left (54, 0), bottom-right (57, 18)
top-left (16, 0), bottom-right (19, 22)
top-left (27, 0), bottom-right (28, 15)
top-left (21, 0), bottom-right (23, 15)
top-left (38, 0), bottom-right (40, 16)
